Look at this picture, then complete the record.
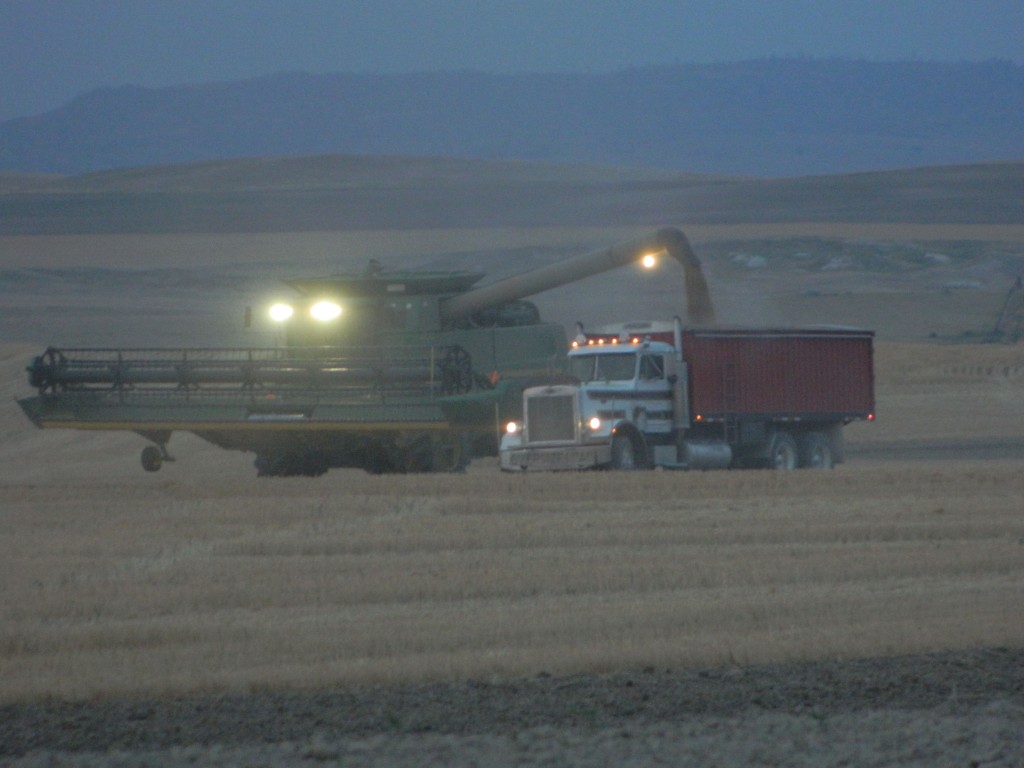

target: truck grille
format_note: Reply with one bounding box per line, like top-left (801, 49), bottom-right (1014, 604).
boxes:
top-left (525, 392), bottom-right (576, 443)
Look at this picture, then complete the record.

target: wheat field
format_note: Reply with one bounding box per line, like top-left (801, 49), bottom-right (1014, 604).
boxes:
top-left (2, 338), bottom-right (1023, 703)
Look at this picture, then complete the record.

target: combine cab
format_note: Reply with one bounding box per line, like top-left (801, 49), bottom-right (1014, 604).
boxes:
top-left (18, 228), bottom-right (715, 476)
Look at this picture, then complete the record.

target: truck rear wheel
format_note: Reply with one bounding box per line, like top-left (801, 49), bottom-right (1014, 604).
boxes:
top-left (767, 431), bottom-right (798, 470)
top-left (798, 431), bottom-right (834, 469)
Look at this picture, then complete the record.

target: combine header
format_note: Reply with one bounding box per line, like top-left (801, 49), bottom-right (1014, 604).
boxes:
top-left (19, 228), bottom-right (715, 476)
top-left (21, 344), bottom-right (474, 475)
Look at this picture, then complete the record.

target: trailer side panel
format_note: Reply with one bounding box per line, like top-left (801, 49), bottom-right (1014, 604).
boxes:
top-left (683, 329), bottom-right (874, 420)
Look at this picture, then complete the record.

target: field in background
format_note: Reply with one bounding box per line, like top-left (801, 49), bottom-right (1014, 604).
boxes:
top-left (2, 340), bottom-right (1022, 703)
top-left (2, 221), bottom-right (1023, 347)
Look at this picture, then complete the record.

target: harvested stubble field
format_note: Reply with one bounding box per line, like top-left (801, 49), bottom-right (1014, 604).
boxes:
top-left (1, 339), bottom-right (1024, 765)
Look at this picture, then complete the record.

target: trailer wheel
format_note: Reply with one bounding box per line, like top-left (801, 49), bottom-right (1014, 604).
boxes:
top-left (141, 445), bottom-right (163, 472)
top-left (798, 431), bottom-right (834, 469)
top-left (767, 431), bottom-right (798, 470)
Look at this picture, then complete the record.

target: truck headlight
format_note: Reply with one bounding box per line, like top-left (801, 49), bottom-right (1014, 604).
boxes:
top-left (269, 303), bottom-right (294, 322)
top-left (500, 422), bottom-right (523, 452)
top-left (310, 301), bottom-right (342, 321)
top-left (588, 416), bottom-right (601, 431)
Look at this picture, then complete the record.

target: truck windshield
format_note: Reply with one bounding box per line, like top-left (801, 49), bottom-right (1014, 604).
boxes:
top-left (569, 353), bottom-right (637, 382)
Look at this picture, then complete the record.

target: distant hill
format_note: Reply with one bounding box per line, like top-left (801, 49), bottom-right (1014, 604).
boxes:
top-left (0, 60), bottom-right (1021, 176)
top-left (1, 155), bottom-right (1019, 235)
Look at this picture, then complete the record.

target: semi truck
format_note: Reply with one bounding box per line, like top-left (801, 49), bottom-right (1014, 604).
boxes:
top-left (500, 319), bottom-right (874, 471)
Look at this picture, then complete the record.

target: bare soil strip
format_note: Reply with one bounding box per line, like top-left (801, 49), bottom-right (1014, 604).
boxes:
top-left (2, 648), bottom-right (1022, 764)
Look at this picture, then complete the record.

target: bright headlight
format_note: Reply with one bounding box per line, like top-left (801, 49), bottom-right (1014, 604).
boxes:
top-left (641, 253), bottom-right (658, 269)
top-left (588, 416), bottom-right (601, 430)
top-left (310, 301), bottom-right (342, 321)
top-left (505, 421), bottom-right (520, 435)
top-left (269, 303), bottom-right (294, 322)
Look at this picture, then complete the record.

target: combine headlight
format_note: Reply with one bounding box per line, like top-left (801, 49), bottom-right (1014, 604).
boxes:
top-left (269, 303), bottom-right (294, 322)
top-left (641, 253), bottom-right (658, 269)
top-left (588, 416), bottom-right (601, 431)
top-left (310, 301), bottom-right (343, 321)
top-left (505, 421), bottom-right (520, 435)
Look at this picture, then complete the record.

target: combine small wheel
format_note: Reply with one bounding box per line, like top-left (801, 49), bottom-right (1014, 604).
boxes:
top-left (767, 431), bottom-right (798, 470)
top-left (610, 434), bottom-right (637, 470)
top-left (798, 431), bottom-right (834, 469)
top-left (141, 445), bottom-right (163, 472)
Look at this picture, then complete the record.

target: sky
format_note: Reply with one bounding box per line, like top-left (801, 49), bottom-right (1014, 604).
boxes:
top-left (2, 0), bottom-right (1022, 123)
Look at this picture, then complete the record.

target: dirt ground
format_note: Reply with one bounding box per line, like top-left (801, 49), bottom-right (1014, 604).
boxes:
top-left (2, 649), bottom-right (1022, 766)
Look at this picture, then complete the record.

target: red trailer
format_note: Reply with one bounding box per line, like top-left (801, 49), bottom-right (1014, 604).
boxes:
top-left (500, 321), bottom-right (875, 471)
top-left (683, 328), bottom-right (875, 421)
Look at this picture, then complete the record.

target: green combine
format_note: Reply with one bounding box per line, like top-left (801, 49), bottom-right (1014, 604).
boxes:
top-left (19, 228), bottom-right (713, 476)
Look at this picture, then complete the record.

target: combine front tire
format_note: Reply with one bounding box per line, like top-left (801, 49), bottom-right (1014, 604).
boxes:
top-left (254, 453), bottom-right (329, 478)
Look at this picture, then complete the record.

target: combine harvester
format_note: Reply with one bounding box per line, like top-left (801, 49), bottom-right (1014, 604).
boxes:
top-left (19, 228), bottom-right (713, 476)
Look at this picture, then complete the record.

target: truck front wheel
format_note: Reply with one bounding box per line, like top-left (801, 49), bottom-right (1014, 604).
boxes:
top-left (767, 431), bottom-right (799, 470)
top-left (611, 434), bottom-right (638, 470)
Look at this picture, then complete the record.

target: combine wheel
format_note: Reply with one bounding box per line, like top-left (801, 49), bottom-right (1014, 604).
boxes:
top-left (254, 453), bottom-right (328, 478)
top-left (430, 432), bottom-right (469, 473)
top-left (798, 431), bottom-right (834, 469)
top-left (141, 445), bottom-right (163, 472)
top-left (766, 431), bottom-right (798, 470)
top-left (399, 432), bottom-right (469, 473)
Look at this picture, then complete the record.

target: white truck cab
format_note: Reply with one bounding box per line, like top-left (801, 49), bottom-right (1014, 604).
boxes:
top-left (500, 338), bottom-right (684, 471)
top-left (500, 319), bottom-right (873, 472)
